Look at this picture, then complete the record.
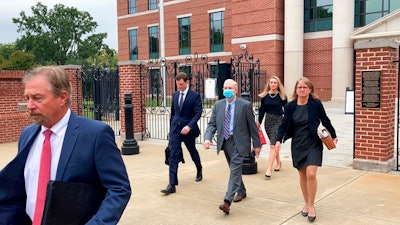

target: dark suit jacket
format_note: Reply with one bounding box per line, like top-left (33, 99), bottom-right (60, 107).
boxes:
top-left (276, 97), bottom-right (337, 143)
top-left (170, 89), bottom-right (202, 138)
top-left (0, 112), bottom-right (131, 225)
top-left (204, 97), bottom-right (261, 156)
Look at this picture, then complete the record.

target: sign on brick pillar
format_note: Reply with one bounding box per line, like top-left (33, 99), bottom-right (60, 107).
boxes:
top-left (353, 45), bottom-right (397, 172)
top-left (119, 63), bottom-right (143, 140)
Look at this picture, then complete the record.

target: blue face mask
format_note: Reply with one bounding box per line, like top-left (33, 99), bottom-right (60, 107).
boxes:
top-left (223, 89), bottom-right (234, 98)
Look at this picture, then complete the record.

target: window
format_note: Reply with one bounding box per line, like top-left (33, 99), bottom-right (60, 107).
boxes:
top-left (304, 0), bottom-right (333, 32)
top-left (355, 0), bottom-right (400, 27)
top-left (178, 17), bottom-right (191, 55)
top-left (210, 11), bottom-right (224, 52)
top-left (149, 0), bottom-right (158, 10)
top-left (128, 0), bottom-right (137, 14)
top-left (129, 29), bottom-right (138, 60)
top-left (148, 26), bottom-right (159, 59)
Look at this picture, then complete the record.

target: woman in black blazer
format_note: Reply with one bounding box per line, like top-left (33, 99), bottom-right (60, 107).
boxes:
top-left (275, 77), bottom-right (338, 222)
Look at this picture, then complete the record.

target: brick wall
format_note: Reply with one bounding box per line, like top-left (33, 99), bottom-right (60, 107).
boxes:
top-left (354, 46), bottom-right (398, 171)
top-left (117, 0), bottom-right (284, 84)
top-left (304, 37), bottom-right (333, 100)
top-left (0, 70), bottom-right (30, 143)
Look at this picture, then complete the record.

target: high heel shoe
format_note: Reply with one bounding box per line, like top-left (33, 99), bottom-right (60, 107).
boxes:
top-left (265, 170), bottom-right (271, 180)
top-left (301, 206), bottom-right (308, 217)
top-left (274, 162), bottom-right (281, 172)
top-left (307, 207), bottom-right (316, 222)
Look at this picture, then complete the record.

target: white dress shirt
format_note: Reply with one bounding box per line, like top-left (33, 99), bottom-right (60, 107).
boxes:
top-left (24, 109), bottom-right (70, 219)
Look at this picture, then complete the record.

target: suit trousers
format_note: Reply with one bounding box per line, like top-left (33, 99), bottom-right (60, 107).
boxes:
top-left (222, 139), bottom-right (246, 203)
top-left (168, 129), bottom-right (202, 185)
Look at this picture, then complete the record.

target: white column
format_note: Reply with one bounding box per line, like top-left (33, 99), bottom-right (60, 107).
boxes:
top-left (332, 0), bottom-right (354, 101)
top-left (284, 0), bottom-right (304, 94)
top-left (159, 0), bottom-right (167, 107)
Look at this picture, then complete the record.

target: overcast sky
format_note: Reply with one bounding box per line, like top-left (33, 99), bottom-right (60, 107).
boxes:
top-left (0, 0), bottom-right (118, 49)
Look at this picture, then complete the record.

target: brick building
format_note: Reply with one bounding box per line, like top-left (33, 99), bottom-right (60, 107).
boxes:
top-left (116, 0), bottom-right (400, 101)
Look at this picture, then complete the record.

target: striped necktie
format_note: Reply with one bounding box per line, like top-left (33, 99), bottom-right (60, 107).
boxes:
top-left (223, 104), bottom-right (231, 139)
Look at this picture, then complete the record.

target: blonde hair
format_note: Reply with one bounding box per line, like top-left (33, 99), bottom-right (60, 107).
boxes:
top-left (258, 75), bottom-right (286, 100)
top-left (291, 77), bottom-right (319, 100)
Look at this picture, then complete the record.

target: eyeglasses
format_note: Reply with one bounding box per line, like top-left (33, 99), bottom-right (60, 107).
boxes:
top-left (297, 86), bottom-right (309, 90)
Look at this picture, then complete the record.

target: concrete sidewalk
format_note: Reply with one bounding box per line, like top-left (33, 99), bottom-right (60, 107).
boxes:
top-left (1, 139), bottom-right (400, 224)
top-left (1, 101), bottom-right (400, 224)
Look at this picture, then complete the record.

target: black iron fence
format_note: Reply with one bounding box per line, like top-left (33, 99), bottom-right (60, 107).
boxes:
top-left (139, 52), bottom-right (261, 143)
top-left (75, 67), bottom-right (120, 135)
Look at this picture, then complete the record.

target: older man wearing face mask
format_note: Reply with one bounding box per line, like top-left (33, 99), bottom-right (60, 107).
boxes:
top-left (203, 79), bottom-right (261, 214)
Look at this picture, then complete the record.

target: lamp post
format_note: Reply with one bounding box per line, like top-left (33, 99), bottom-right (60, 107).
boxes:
top-left (122, 93), bottom-right (139, 155)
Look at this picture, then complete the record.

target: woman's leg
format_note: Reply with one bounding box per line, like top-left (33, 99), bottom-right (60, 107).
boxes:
top-left (298, 168), bottom-right (308, 212)
top-left (275, 150), bottom-right (281, 170)
top-left (306, 165), bottom-right (318, 217)
top-left (265, 144), bottom-right (276, 177)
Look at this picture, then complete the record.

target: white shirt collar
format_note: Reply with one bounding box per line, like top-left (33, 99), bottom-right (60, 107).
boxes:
top-left (41, 109), bottom-right (71, 136)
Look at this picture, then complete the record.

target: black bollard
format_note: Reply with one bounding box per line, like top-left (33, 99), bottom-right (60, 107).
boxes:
top-left (241, 92), bottom-right (257, 174)
top-left (122, 93), bottom-right (140, 155)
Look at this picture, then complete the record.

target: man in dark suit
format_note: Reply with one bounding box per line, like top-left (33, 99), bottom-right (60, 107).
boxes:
top-left (161, 72), bottom-right (203, 195)
top-left (0, 66), bottom-right (131, 225)
top-left (203, 79), bottom-right (261, 214)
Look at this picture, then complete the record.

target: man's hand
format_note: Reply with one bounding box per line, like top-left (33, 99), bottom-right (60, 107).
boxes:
top-left (180, 125), bottom-right (191, 135)
top-left (203, 140), bottom-right (211, 149)
top-left (252, 147), bottom-right (261, 158)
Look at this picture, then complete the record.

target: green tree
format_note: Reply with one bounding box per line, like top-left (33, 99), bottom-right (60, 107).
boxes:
top-left (86, 47), bottom-right (118, 70)
top-left (0, 51), bottom-right (36, 70)
top-left (13, 2), bottom-right (107, 65)
top-left (0, 43), bottom-right (17, 60)
top-left (0, 55), bottom-right (5, 66)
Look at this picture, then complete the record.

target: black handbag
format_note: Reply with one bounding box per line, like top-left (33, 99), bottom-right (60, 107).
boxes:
top-left (164, 145), bottom-right (185, 165)
top-left (164, 146), bottom-right (171, 165)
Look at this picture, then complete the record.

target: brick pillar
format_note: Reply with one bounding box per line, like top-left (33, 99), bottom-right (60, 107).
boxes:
top-left (353, 40), bottom-right (398, 172)
top-left (118, 63), bottom-right (143, 140)
top-left (62, 65), bottom-right (81, 114)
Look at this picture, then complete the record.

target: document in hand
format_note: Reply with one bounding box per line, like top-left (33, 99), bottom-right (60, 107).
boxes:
top-left (41, 180), bottom-right (106, 225)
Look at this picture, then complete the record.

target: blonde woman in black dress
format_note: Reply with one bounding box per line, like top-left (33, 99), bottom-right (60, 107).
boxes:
top-left (257, 76), bottom-right (287, 179)
top-left (275, 77), bottom-right (338, 222)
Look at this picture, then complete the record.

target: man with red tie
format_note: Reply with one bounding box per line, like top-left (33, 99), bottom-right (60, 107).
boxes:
top-left (0, 66), bottom-right (131, 225)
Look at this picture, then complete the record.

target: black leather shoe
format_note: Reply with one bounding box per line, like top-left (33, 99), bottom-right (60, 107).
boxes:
top-left (196, 169), bottom-right (202, 182)
top-left (161, 185), bottom-right (176, 195)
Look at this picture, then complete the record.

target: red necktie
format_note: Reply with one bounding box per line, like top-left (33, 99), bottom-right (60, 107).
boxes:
top-left (33, 130), bottom-right (52, 225)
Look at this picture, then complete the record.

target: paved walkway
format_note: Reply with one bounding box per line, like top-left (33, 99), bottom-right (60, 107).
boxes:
top-left (1, 101), bottom-right (400, 225)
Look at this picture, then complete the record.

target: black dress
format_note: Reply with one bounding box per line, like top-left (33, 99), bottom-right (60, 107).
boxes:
top-left (291, 104), bottom-right (323, 170)
top-left (258, 94), bottom-right (287, 145)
